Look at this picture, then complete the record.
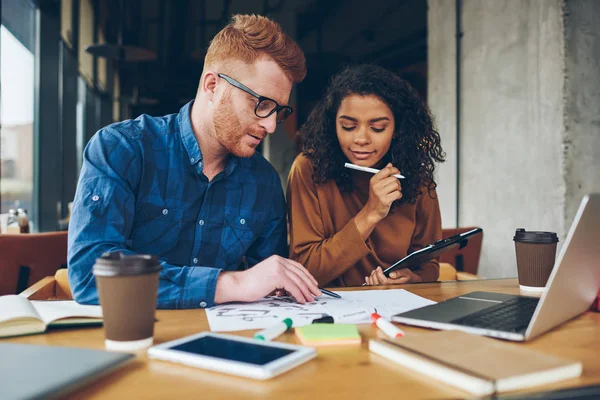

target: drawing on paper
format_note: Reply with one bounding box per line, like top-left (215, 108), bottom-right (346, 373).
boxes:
top-left (205, 290), bottom-right (436, 332)
top-left (205, 296), bottom-right (331, 331)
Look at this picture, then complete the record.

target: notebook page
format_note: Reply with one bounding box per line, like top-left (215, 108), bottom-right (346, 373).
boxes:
top-left (31, 301), bottom-right (102, 325)
top-left (0, 295), bottom-right (42, 323)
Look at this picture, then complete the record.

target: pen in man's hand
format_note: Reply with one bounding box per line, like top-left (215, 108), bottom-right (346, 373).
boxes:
top-left (319, 287), bottom-right (341, 299)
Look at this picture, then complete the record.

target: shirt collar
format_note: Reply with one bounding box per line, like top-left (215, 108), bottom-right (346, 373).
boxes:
top-left (178, 100), bottom-right (202, 166)
top-left (178, 100), bottom-right (239, 176)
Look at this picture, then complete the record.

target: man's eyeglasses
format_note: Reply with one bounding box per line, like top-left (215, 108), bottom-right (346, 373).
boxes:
top-left (217, 73), bottom-right (293, 124)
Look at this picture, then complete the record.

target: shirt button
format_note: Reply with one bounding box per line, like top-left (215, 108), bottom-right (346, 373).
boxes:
top-left (240, 218), bottom-right (246, 225)
top-left (190, 157), bottom-right (195, 163)
top-left (193, 258), bottom-right (198, 264)
top-left (162, 209), bottom-right (168, 215)
top-left (91, 195), bottom-right (100, 201)
top-left (199, 301), bottom-right (207, 308)
top-left (198, 219), bottom-right (204, 226)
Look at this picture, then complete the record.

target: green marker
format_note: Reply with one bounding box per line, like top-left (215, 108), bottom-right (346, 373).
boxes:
top-left (254, 318), bottom-right (293, 341)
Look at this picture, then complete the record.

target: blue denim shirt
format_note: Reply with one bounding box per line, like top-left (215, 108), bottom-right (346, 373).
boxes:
top-left (68, 101), bottom-right (287, 309)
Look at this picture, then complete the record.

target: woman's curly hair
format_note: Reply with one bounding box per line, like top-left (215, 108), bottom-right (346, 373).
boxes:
top-left (299, 64), bottom-right (445, 204)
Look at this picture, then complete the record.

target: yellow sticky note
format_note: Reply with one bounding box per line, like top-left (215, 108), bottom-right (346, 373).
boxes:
top-left (295, 324), bottom-right (361, 346)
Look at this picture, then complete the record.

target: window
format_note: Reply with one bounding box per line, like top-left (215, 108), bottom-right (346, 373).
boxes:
top-left (78, 0), bottom-right (95, 87)
top-left (61, 0), bottom-right (74, 49)
top-left (1, 18), bottom-right (36, 214)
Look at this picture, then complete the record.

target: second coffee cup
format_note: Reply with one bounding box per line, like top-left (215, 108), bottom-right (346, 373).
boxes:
top-left (93, 252), bottom-right (161, 351)
top-left (513, 229), bottom-right (558, 293)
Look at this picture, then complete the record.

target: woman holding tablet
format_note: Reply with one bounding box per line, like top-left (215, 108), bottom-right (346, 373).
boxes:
top-left (287, 64), bottom-right (445, 287)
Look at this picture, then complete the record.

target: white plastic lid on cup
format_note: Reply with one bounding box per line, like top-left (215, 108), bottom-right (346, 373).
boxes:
top-left (105, 337), bottom-right (153, 352)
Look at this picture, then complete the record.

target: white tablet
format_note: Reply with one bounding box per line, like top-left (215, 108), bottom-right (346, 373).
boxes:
top-left (147, 332), bottom-right (316, 380)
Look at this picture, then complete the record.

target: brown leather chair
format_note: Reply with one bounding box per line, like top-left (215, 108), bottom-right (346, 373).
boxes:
top-left (0, 232), bottom-right (68, 295)
top-left (438, 227), bottom-right (483, 276)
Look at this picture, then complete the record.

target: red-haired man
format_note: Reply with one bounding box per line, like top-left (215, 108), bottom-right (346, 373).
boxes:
top-left (69, 15), bottom-right (320, 309)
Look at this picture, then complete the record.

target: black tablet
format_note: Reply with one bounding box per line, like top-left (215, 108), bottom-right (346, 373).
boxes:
top-left (382, 228), bottom-right (483, 277)
top-left (148, 332), bottom-right (316, 380)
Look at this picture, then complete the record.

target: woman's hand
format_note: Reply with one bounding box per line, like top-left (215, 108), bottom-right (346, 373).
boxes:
top-left (364, 266), bottom-right (423, 286)
top-left (354, 163), bottom-right (403, 240)
top-left (364, 163), bottom-right (403, 222)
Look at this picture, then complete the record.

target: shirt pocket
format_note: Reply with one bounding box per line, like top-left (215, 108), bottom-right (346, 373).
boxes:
top-left (131, 202), bottom-right (182, 255)
top-left (219, 212), bottom-right (265, 267)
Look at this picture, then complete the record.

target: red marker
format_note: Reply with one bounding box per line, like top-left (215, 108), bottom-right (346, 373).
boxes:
top-left (371, 313), bottom-right (405, 339)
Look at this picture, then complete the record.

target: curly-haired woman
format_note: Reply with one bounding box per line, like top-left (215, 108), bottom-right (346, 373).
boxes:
top-left (287, 64), bottom-right (445, 287)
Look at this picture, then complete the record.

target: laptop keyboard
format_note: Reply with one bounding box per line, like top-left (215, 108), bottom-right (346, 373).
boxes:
top-left (450, 297), bottom-right (540, 333)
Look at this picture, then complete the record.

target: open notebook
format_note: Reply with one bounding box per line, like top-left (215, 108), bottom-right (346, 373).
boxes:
top-left (0, 295), bottom-right (102, 338)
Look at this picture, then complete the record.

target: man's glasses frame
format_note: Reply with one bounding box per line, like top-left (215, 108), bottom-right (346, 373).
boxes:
top-left (217, 73), bottom-right (293, 124)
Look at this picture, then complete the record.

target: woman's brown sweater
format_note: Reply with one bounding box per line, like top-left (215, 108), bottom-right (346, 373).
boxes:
top-left (287, 154), bottom-right (441, 286)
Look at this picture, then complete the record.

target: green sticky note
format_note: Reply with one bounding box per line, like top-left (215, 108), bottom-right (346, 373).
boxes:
top-left (296, 323), bottom-right (360, 341)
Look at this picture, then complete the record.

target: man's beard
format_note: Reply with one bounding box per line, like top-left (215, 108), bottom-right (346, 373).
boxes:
top-left (213, 91), bottom-right (260, 158)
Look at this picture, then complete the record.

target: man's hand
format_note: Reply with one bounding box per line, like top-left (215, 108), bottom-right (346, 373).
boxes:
top-left (214, 255), bottom-right (321, 304)
top-left (364, 266), bottom-right (423, 286)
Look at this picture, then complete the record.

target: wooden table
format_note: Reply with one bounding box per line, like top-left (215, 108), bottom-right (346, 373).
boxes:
top-left (6, 279), bottom-right (600, 399)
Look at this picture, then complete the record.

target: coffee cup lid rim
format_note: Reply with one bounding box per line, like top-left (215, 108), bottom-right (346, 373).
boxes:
top-left (513, 228), bottom-right (559, 244)
top-left (93, 252), bottom-right (161, 276)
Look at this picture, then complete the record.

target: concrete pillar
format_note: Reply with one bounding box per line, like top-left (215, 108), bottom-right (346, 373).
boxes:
top-left (428, 0), bottom-right (458, 229)
top-left (563, 0), bottom-right (600, 226)
top-left (428, 0), bottom-right (600, 278)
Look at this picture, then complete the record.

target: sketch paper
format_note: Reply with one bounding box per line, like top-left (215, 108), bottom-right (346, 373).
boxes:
top-left (206, 289), bottom-right (436, 332)
top-left (322, 289), bottom-right (437, 323)
top-left (205, 296), bottom-right (332, 332)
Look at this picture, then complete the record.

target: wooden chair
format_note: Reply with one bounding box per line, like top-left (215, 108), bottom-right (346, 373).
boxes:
top-left (0, 232), bottom-right (69, 295)
top-left (439, 262), bottom-right (480, 281)
top-left (438, 227), bottom-right (484, 276)
top-left (21, 268), bottom-right (72, 300)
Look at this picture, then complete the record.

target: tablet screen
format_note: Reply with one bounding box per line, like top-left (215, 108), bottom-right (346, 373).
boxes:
top-left (170, 336), bottom-right (295, 365)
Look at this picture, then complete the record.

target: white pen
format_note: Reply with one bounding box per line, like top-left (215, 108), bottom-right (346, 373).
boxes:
top-left (254, 318), bottom-right (293, 341)
top-left (344, 162), bottom-right (405, 179)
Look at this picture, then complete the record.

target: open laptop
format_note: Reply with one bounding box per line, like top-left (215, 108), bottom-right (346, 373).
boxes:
top-left (393, 193), bottom-right (600, 341)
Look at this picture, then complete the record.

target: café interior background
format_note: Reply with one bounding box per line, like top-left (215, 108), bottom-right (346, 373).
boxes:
top-left (1, 0), bottom-right (599, 279)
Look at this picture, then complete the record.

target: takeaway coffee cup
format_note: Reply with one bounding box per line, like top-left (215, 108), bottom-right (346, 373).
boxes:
top-left (513, 229), bottom-right (559, 293)
top-left (93, 252), bottom-right (161, 351)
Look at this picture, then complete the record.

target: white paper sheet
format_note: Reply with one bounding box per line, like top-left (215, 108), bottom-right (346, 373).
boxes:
top-left (205, 296), bottom-right (330, 332)
top-left (320, 289), bottom-right (437, 323)
top-left (205, 289), bottom-right (436, 332)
